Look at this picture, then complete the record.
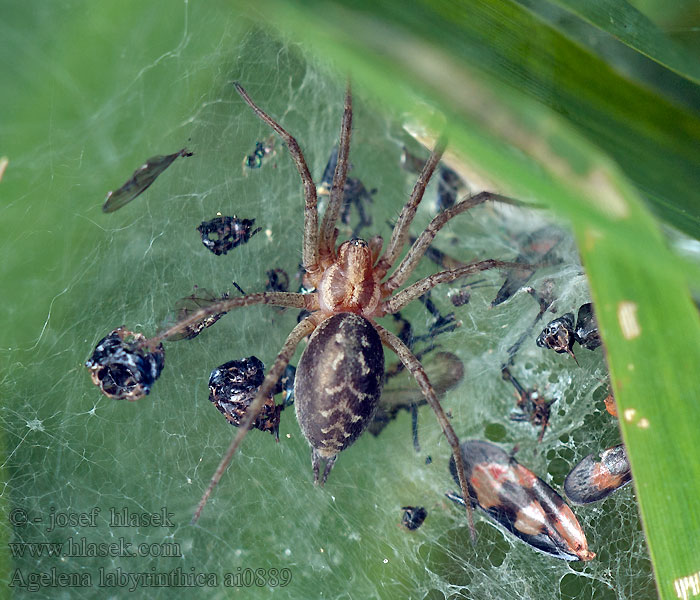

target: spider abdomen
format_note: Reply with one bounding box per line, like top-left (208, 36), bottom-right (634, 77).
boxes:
top-left (295, 312), bottom-right (384, 460)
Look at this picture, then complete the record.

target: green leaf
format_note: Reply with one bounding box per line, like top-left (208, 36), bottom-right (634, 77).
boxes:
top-left (536, 0), bottom-right (700, 83)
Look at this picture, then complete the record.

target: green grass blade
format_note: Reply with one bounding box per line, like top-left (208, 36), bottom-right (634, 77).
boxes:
top-left (547, 0), bottom-right (700, 83)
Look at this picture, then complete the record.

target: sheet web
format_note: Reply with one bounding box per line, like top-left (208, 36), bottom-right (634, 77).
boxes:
top-left (4, 23), bottom-right (654, 600)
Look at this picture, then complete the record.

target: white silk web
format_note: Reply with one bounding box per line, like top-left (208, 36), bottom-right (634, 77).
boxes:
top-left (3, 21), bottom-right (653, 600)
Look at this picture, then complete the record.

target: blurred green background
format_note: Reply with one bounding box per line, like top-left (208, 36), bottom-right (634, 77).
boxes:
top-left (2, 1), bottom-right (699, 599)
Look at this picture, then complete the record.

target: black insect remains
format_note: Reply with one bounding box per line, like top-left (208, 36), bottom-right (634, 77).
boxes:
top-left (537, 302), bottom-right (601, 361)
top-left (209, 356), bottom-right (284, 439)
top-left (501, 367), bottom-right (556, 442)
top-left (103, 148), bottom-right (193, 213)
top-left (492, 226), bottom-right (564, 307)
top-left (573, 302), bottom-right (601, 350)
top-left (536, 312), bottom-right (576, 357)
top-left (85, 328), bottom-right (165, 401)
top-left (265, 268), bottom-right (290, 293)
top-left (564, 444), bottom-right (632, 505)
top-left (401, 506), bottom-right (428, 530)
top-left (197, 215), bottom-right (262, 256)
top-left (167, 289), bottom-right (230, 341)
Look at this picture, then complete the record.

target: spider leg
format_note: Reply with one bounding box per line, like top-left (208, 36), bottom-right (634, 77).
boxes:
top-left (233, 83), bottom-right (320, 274)
top-left (192, 316), bottom-right (317, 524)
top-left (374, 323), bottom-right (476, 541)
top-left (375, 137), bottom-right (446, 276)
top-left (384, 192), bottom-right (523, 292)
top-left (319, 83), bottom-right (352, 259)
top-left (146, 292), bottom-right (310, 346)
top-left (383, 259), bottom-right (537, 315)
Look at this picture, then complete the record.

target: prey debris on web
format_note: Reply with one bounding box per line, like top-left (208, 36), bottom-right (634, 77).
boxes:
top-left (446, 440), bottom-right (595, 561)
top-left (564, 444), bottom-right (632, 505)
top-left (197, 215), bottom-right (262, 256)
top-left (103, 148), bottom-right (193, 213)
top-left (85, 328), bottom-right (165, 401)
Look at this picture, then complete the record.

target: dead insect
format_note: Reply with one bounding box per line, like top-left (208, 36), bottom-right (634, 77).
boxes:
top-left (318, 145), bottom-right (376, 237)
top-left (401, 506), bottom-right (428, 530)
top-left (369, 351), bottom-right (465, 448)
top-left (167, 288), bottom-right (230, 341)
top-left (209, 356), bottom-right (283, 439)
top-left (501, 367), bottom-right (556, 442)
top-left (85, 328), bottom-right (164, 401)
top-left (564, 444), bottom-right (631, 505)
top-left (265, 268), bottom-right (290, 293)
top-left (492, 226), bottom-right (564, 307)
top-left (537, 302), bottom-right (601, 362)
top-left (536, 312), bottom-right (576, 359)
top-left (446, 440), bottom-right (595, 562)
top-left (110, 82), bottom-right (533, 528)
top-left (574, 302), bottom-right (601, 350)
top-left (197, 215), bottom-right (262, 256)
top-left (103, 148), bottom-right (193, 213)
top-left (242, 135), bottom-right (275, 171)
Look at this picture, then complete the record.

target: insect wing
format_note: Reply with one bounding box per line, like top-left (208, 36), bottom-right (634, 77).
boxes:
top-left (369, 352), bottom-right (464, 437)
top-left (564, 444), bottom-right (632, 504)
top-left (103, 148), bottom-right (192, 213)
top-left (164, 289), bottom-right (228, 341)
top-left (574, 302), bottom-right (602, 350)
top-left (401, 506), bottom-right (428, 530)
top-left (492, 227), bottom-right (564, 306)
top-left (536, 313), bottom-right (576, 354)
top-left (380, 351), bottom-right (464, 409)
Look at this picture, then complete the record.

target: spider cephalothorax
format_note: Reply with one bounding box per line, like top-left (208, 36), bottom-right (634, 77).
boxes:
top-left (105, 81), bottom-right (530, 527)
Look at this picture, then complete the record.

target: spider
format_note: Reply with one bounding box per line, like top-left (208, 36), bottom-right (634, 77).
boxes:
top-left (145, 81), bottom-right (530, 526)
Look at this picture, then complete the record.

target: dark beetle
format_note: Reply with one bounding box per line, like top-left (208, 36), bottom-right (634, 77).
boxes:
top-left (564, 444), bottom-right (632, 504)
top-left (574, 302), bottom-right (601, 350)
top-left (294, 313), bottom-right (385, 484)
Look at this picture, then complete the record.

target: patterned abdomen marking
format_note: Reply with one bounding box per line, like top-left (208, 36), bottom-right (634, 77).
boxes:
top-left (295, 313), bottom-right (384, 459)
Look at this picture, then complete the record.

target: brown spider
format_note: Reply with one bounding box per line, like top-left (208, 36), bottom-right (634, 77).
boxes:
top-left (146, 82), bottom-right (529, 526)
